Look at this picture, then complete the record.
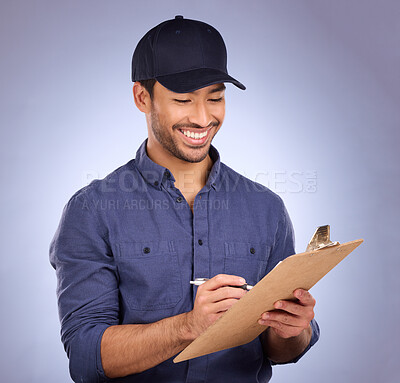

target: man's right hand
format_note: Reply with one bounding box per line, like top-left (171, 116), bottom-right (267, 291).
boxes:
top-left (101, 274), bottom-right (247, 377)
top-left (184, 274), bottom-right (248, 339)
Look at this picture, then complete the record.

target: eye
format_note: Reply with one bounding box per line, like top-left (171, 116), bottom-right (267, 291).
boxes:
top-left (209, 97), bottom-right (223, 102)
top-left (174, 99), bottom-right (191, 103)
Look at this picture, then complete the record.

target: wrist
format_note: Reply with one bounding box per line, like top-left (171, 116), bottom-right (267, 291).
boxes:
top-left (179, 311), bottom-right (197, 342)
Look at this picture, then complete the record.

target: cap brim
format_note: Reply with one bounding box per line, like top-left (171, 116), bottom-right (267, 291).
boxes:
top-left (156, 68), bottom-right (246, 93)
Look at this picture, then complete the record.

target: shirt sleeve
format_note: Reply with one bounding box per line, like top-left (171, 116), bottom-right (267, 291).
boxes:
top-left (50, 192), bottom-right (119, 382)
top-left (266, 197), bottom-right (320, 364)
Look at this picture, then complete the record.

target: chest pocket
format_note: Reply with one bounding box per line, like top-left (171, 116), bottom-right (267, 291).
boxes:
top-left (116, 241), bottom-right (182, 311)
top-left (224, 242), bottom-right (270, 286)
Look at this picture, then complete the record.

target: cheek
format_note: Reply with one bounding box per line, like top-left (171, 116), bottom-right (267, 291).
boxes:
top-left (153, 110), bottom-right (173, 131)
top-left (163, 106), bottom-right (187, 126)
top-left (216, 104), bottom-right (225, 123)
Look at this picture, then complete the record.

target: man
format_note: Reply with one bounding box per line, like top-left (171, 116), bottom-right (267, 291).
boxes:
top-left (50, 15), bottom-right (319, 383)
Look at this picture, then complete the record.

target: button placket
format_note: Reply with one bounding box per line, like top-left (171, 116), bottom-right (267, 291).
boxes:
top-left (192, 191), bottom-right (210, 299)
top-left (187, 193), bottom-right (210, 383)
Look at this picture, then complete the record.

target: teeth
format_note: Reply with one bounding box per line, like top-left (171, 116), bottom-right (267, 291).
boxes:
top-left (181, 130), bottom-right (207, 139)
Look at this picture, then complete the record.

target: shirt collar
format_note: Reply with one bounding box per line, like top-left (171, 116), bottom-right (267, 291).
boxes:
top-left (134, 138), bottom-right (221, 191)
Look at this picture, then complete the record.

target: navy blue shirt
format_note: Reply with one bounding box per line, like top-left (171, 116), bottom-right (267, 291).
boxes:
top-left (50, 139), bottom-right (319, 383)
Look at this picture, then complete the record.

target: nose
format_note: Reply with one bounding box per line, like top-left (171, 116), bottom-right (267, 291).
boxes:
top-left (188, 100), bottom-right (214, 128)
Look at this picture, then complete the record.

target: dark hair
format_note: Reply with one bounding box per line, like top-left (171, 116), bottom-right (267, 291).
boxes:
top-left (139, 79), bottom-right (157, 100)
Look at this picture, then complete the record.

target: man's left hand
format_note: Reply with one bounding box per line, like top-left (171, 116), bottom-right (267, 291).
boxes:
top-left (258, 289), bottom-right (316, 339)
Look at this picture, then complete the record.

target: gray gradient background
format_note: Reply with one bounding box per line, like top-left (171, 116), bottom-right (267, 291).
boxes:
top-left (1, 1), bottom-right (399, 382)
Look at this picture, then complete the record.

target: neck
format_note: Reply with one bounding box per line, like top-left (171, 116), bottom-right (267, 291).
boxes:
top-left (146, 140), bottom-right (214, 194)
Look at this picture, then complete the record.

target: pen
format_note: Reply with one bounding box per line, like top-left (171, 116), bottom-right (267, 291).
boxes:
top-left (190, 278), bottom-right (253, 291)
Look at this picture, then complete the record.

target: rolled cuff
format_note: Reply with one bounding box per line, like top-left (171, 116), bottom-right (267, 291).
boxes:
top-left (68, 324), bottom-right (111, 383)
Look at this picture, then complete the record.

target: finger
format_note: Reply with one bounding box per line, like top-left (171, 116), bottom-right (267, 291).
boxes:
top-left (260, 310), bottom-right (310, 329)
top-left (209, 286), bottom-right (246, 303)
top-left (197, 286), bottom-right (245, 305)
top-left (194, 284), bottom-right (246, 307)
top-left (259, 319), bottom-right (302, 339)
top-left (213, 298), bottom-right (243, 313)
top-left (202, 274), bottom-right (246, 291)
top-left (293, 289), bottom-right (316, 307)
top-left (273, 299), bottom-right (310, 317)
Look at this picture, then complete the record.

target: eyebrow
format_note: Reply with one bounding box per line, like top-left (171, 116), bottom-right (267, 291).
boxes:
top-left (208, 84), bottom-right (226, 94)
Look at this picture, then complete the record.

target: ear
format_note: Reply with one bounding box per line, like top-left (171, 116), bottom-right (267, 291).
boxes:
top-left (133, 82), bottom-right (152, 113)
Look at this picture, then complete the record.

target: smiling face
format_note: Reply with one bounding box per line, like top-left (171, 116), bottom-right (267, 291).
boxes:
top-left (145, 81), bottom-right (226, 164)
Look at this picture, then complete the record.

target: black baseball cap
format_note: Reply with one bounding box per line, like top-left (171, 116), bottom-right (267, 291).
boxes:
top-left (132, 15), bottom-right (246, 93)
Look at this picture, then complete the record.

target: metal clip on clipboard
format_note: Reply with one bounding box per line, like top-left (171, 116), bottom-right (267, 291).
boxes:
top-left (306, 225), bottom-right (340, 252)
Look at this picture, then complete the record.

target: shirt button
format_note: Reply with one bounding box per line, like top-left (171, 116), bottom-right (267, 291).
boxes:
top-left (154, 181), bottom-right (159, 187)
top-left (176, 196), bottom-right (183, 203)
top-left (250, 247), bottom-right (255, 254)
top-left (198, 239), bottom-right (203, 246)
top-left (143, 247), bottom-right (151, 254)
top-left (164, 170), bottom-right (171, 179)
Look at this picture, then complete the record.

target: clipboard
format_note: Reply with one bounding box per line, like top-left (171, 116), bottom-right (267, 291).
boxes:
top-left (174, 238), bottom-right (363, 363)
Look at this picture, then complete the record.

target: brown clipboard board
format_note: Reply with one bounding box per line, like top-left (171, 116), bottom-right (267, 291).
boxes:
top-left (174, 239), bottom-right (363, 363)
